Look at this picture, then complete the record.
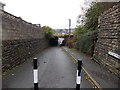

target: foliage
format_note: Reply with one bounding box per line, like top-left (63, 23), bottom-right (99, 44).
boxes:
top-left (84, 2), bottom-right (117, 30)
top-left (74, 2), bottom-right (117, 56)
top-left (77, 31), bottom-right (98, 55)
top-left (42, 26), bottom-right (54, 39)
top-left (74, 26), bottom-right (88, 39)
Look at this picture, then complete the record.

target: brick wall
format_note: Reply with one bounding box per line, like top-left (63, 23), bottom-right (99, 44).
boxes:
top-left (93, 3), bottom-right (120, 77)
top-left (2, 11), bottom-right (49, 72)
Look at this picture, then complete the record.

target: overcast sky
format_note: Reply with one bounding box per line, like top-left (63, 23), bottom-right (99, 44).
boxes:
top-left (1, 0), bottom-right (88, 29)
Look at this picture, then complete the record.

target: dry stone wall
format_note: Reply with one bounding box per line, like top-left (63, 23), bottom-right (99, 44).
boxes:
top-left (94, 3), bottom-right (120, 77)
top-left (2, 11), bottom-right (49, 72)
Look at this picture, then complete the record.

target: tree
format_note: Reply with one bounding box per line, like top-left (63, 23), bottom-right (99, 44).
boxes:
top-left (74, 2), bottom-right (117, 56)
top-left (42, 26), bottom-right (54, 39)
top-left (77, 2), bottom-right (117, 31)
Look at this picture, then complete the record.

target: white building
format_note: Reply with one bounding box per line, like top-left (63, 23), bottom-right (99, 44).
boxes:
top-left (0, 2), bottom-right (5, 10)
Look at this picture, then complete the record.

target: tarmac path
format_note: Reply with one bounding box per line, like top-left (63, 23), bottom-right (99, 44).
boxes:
top-left (3, 47), bottom-right (92, 89)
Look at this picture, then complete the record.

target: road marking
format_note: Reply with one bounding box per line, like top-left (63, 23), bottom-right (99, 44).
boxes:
top-left (63, 49), bottom-right (78, 64)
top-left (62, 47), bottom-right (101, 89)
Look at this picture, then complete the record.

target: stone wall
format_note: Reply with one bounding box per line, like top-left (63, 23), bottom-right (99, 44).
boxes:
top-left (94, 3), bottom-right (120, 77)
top-left (2, 11), bottom-right (49, 72)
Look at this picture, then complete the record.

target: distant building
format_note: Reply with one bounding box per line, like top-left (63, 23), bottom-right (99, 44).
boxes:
top-left (0, 2), bottom-right (5, 10)
top-left (54, 28), bottom-right (75, 35)
top-left (34, 24), bottom-right (41, 27)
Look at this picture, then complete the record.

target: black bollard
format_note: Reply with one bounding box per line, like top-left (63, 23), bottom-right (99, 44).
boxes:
top-left (76, 59), bottom-right (82, 90)
top-left (33, 58), bottom-right (38, 90)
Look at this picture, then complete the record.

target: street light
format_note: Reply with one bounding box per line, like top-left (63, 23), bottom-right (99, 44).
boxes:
top-left (68, 19), bottom-right (71, 38)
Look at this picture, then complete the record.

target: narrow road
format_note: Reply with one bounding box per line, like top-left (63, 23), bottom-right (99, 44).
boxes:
top-left (3, 47), bottom-right (92, 88)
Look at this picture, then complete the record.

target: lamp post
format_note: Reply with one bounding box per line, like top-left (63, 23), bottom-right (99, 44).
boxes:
top-left (68, 19), bottom-right (71, 38)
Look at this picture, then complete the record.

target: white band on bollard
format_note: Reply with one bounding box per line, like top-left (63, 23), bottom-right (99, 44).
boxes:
top-left (76, 70), bottom-right (81, 84)
top-left (33, 58), bottom-right (38, 89)
top-left (34, 69), bottom-right (38, 83)
top-left (76, 60), bottom-right (82, 90)
top-left (76, 76), bottom-right (81, 84)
